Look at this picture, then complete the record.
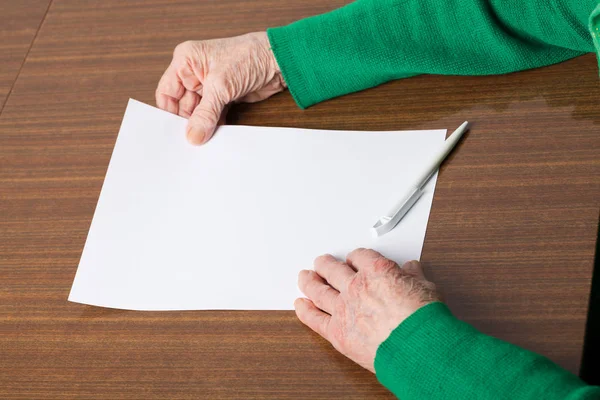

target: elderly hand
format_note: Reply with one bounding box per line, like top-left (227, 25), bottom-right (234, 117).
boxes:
top-left (155, 32), bottom-right (286, 145)
top-left (296, 248), bottom-right (441, 373)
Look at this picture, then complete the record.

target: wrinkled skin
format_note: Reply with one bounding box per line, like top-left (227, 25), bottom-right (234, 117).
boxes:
top-left (296, 248), bottom-right (440, 373)
top-left (156, 32), bottom-right (285, 145)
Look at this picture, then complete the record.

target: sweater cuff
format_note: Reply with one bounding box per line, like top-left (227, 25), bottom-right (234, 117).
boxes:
top-left (267, 27), bottom-right (313, 109)
top-left (374, 302), bottom-right (470, 398)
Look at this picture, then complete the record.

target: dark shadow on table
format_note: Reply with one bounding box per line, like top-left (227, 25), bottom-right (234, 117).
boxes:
top-left (581, 218), bottom-right (600, 385)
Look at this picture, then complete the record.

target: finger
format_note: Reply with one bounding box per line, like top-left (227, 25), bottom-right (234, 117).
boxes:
top-left (294, 298), bottom-right (332, 341)
top-left (186, 87), bottom-right (225, 145)
top-left (298, 270), bottom-right (339, 315)
top-left (177, 62), bottom-right (202, 92)
top-left (346, 248), bottom-right (397, 272)
top-left (314, 254), bottom-right (355, 292)
top-left (156, 63), bottom-right (185, 114)
top-left (401, 260), bottom-right (426, 280)
top-left (178, 90), bottom-right (200, 118)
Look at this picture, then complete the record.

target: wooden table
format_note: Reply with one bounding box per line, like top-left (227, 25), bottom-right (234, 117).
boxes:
top-left (1, 1), bottom-right (599, 398)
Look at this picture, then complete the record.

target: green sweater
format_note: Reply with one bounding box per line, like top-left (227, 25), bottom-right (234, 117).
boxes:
top-left (268, 0), bottom-right (599, 108)
top-left (267, 1), bottom-right (600, 398)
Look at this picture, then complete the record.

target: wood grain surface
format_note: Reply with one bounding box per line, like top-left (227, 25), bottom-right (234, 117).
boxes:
top-left (0, 0), bottom-right (51, 111)
top-left (1, 1), bottom-right (599, 399)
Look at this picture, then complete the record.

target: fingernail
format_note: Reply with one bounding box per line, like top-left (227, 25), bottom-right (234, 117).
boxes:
top-left (186, 125), bottom-right (206, 145)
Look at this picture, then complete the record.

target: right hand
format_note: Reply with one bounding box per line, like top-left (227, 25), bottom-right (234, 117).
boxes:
top-left (155, 32), bottom-right (286, 145)
top-left (295, 249), bottom-right (441, 372)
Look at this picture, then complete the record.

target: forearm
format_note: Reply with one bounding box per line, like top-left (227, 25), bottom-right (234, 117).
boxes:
top-left (375, 303), bottom-right (600, 400)
top-left (267, 0), bottom-right (597, 108)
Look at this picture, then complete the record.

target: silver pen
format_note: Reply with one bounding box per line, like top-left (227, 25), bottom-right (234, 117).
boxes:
top-left (372, 121), bottom-right (469, 237)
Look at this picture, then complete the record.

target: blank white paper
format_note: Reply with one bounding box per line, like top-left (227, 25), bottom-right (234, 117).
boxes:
top-left (68, 99), bottom-right (446, 310)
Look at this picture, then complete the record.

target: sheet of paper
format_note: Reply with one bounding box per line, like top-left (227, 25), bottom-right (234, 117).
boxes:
top-left (68, 99), bottom-right (446, 310)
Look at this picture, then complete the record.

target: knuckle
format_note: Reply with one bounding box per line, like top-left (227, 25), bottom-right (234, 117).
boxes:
top-left (348, 248), bottom-right (383, 264)
top-left (174, 40), bottom-right (195, 56)
top-left (403, 277), bottom-right (441, 303)
top-left (163, 79), bottom-right (183, 97)
top-left (402, 260), bottom-right (420, 271)
top-left (371, 257), bottom-right (397, 273)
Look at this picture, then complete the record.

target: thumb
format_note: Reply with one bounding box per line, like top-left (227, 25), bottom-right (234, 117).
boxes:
top-left (186, 87), bottom-right (225, 145)
top-left (401, 260), bottom-right (426, 280)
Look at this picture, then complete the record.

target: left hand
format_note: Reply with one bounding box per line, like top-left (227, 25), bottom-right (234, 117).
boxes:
top-left (295, 248), bottom-right (440, 372)
top-left (155, 32), bottom-right (286, 145)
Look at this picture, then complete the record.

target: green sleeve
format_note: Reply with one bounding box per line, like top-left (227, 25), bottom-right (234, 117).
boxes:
top-left (374, 303), bottom-right (600, 399)
top-left (592, 4), bottom-right (600, 70)
top-left (267, 0), bottom-right (598, 109)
